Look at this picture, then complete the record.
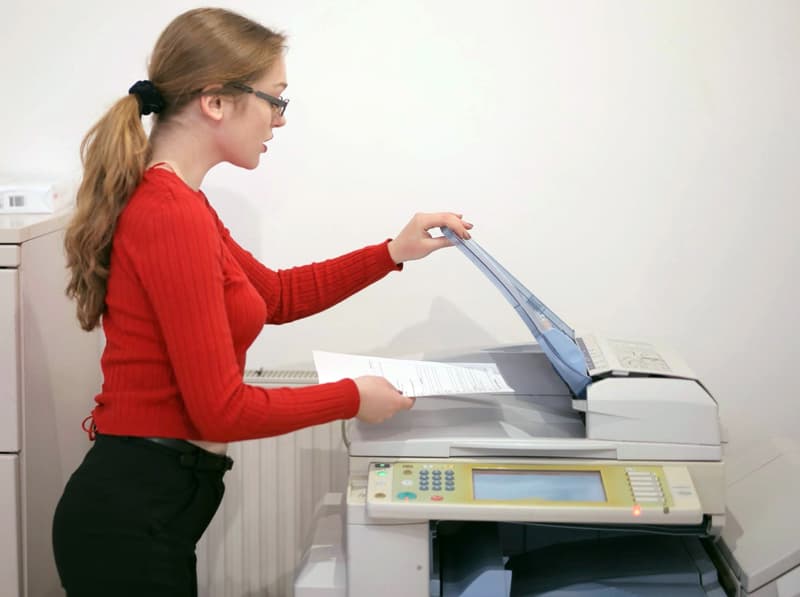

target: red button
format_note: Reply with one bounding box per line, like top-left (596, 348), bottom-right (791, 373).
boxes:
top-left (431, 495), bottom-right (444, 501)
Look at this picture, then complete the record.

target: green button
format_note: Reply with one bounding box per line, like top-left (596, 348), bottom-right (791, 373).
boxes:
top-left (397, 491), bottom-right (417, 500)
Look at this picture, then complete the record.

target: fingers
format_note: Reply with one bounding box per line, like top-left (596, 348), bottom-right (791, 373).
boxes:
top-left (447, 214), bottom-right (473, 240)
top-left (419, 212), bottom-right (473, 239)
top-left (391, 383), bottom-right (414, 409)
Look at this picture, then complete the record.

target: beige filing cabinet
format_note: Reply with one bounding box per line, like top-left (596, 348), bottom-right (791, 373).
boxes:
top-left (0, 211), bottom-right (101, 597)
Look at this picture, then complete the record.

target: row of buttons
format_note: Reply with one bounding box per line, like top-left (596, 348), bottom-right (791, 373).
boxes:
top-left (400, 478), bottom-right (456, 491)
top-left (626, 470), bottom-right (665, 504)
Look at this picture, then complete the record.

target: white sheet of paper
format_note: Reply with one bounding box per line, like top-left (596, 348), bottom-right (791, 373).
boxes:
top-left (312, 350), bottom-right (514, 397)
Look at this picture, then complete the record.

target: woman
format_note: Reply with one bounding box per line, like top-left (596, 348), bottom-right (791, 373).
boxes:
top-left (52, 7), bottom-right (471, 596)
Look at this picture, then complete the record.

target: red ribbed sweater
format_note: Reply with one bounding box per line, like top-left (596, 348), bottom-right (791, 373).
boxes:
top-left (92, 167), bottom-right (400, 442)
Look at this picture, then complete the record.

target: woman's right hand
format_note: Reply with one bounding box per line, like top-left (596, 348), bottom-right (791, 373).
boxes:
top-left (353, 376), bottom-right (415, 423)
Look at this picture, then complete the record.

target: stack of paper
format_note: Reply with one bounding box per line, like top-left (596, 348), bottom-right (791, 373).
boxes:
top-left (312, 351), bottom-right (513, 397)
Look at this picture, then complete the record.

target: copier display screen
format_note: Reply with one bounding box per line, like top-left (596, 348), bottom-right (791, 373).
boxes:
top-left (472, 470), bottom-right (607, 502)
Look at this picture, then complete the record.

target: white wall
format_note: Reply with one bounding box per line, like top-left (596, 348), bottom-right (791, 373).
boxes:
top-left (2, 0), bottom-right (798, 444)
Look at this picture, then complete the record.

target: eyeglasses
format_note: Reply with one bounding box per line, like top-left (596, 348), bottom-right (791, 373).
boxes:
top-left (231, 83), bottom-right (289, 116)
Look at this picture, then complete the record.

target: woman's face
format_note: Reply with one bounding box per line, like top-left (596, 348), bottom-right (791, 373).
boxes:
top-left (219, 56), bottom-right (288, 170)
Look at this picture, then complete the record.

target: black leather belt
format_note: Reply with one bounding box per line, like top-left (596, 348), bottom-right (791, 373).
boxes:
top-left (120, 435), bottom-right (234, 472)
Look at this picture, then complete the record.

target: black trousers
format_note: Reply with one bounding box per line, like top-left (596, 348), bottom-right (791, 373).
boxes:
top-left (52, 434), bottom-right (230, 597)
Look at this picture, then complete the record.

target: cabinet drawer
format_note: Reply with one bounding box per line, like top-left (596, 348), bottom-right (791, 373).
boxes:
top-left (0, 245), bottom-right (20, 267)
top-left (0, 269), bottom-right (20, 452)
top-left (0, 455), bottom-right (21, 597)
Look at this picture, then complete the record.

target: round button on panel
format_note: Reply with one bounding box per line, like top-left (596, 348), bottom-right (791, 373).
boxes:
top-left (396, 491), bottom-right (417, 500)
top-left (430, 495), bottom-right (444, 502)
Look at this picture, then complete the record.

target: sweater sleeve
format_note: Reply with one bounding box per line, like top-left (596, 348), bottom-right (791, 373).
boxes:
top-left (204, 199), bottom-right (402, 324)
top-left (126, 191), bottom-right (360, 442)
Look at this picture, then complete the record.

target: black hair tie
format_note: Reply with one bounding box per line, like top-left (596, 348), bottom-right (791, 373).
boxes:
top-left (128, 80), bottom-right (166, 116)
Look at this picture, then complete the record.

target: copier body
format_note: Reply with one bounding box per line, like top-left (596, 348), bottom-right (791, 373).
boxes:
top-left (296, 344), bottom-right (727, 597)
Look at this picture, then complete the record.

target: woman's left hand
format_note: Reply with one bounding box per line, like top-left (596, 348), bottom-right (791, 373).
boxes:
top-left (387, 212), bottom-right (473, 264)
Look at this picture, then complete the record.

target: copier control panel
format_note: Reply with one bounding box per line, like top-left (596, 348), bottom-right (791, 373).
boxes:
top-left (366, 461), bottom-right (703, 525)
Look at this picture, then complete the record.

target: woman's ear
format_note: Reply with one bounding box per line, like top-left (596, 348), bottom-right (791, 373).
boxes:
top-left (199, 92), bottom-right (225, 122)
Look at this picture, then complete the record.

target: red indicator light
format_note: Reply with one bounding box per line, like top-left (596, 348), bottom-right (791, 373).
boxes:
top-left (633, 505), bottom-right (642, 517)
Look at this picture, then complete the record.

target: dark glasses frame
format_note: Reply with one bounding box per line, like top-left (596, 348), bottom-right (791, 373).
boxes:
top-left (230, 82), bottom-right (289, 116)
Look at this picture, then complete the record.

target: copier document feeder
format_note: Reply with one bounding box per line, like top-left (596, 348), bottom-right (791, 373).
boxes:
top-left (295, 230), bottom-right (732, 597)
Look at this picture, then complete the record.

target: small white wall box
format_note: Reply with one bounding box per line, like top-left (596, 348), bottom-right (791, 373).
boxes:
top-left (0, 181), bottom-right (76, 214)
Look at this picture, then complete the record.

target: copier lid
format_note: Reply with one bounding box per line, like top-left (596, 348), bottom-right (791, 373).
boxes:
top-left (718, 436), bottom-right (800, 593)
top-left (440, 227), bottom-right (591, 397)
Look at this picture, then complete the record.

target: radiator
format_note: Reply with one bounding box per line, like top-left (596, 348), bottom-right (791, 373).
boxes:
top-left (196, 370), bottom-right (348, 597)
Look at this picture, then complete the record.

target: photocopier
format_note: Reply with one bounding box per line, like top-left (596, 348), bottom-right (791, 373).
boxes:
top-left (295, 229), bottom-right (800, 597)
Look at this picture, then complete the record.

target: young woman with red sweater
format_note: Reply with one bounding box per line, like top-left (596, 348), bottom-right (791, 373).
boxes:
top-left (52, 8), bottom-right (471, 596)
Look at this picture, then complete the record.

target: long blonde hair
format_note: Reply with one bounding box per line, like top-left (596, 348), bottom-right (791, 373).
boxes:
top-left (64, 8), bottom-right (286, 331)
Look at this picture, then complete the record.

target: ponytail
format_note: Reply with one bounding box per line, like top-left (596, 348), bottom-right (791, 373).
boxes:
top-left (64, 94), bottom-right (148, 331)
